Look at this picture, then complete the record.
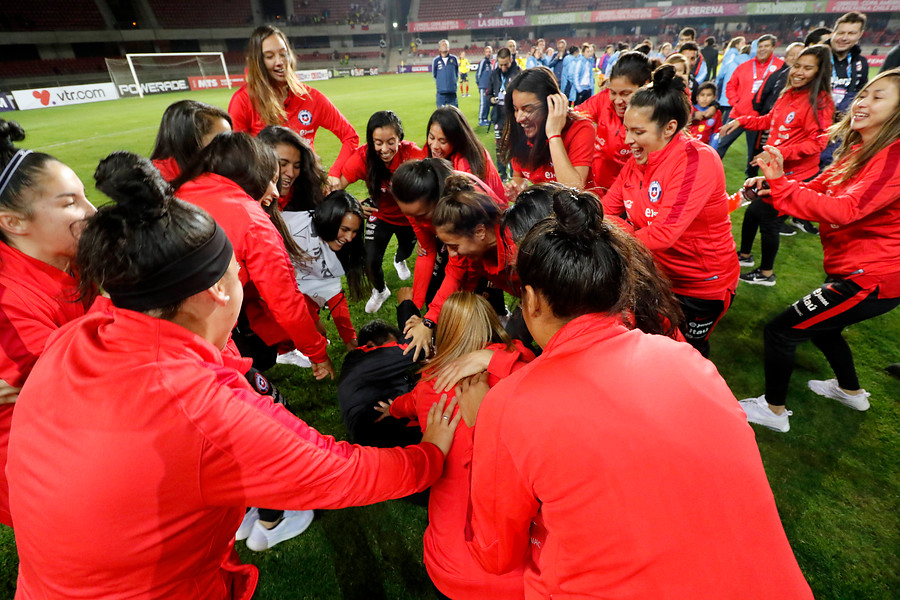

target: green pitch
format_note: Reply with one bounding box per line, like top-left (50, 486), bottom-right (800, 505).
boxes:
top-left (4, 72), bottom-right (899, 599)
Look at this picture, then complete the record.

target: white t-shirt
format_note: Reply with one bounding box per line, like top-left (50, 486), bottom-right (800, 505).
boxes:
top-left (282, 210), bottom-right (345, 307)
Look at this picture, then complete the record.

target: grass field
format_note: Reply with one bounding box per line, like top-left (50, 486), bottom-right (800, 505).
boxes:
top-left (3, 72), bottom-right (899, 599)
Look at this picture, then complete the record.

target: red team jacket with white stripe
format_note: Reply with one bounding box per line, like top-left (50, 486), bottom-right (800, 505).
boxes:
top-left (736, 88), bottom-right (834, 181)
top-left (177, 173), bottom-right (328, 362)
top-left (229, 85), bottom-right (358, 177)
top-left (768, 139), bottom-right (900, 297)
top-left (576, 89), bottom-right (632, 192)
top-left (602, 133), bottom-right (739, 300)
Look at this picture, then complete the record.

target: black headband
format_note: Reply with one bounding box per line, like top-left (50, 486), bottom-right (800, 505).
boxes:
top-left (106, 222), bottom-right (234, 312)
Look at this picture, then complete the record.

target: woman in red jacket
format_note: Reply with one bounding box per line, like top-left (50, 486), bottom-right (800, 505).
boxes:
top-left (228, 26), bottom-right (358, 188)
top-left (425, 106), bottom-right (505, 199)
top-left (378, 292), bottom-right (532, 599)
top-left (172, 132), bottom-right (333, 379)
top-left (603, 64), bottom-right (739, 357)
top-left (0, 120), bottom-right (96, 527)
top-left (150, 99), bottom-right (232, 182)
top-left (575, 51), bottom-right (652, 194)
top-left (7, 151), bottom-right (460, 600)
top-left (500, 66), bottom-right (595, 196)
top-left (338, 111), bottom-right (425, 313)
top-left (404, 176), bottom-right (520, 359)
top-left (721, 44), bottom-right (835, 286)
top-left (257, 125), bottom-right (326, 211)
top-left (739, 69), bottom-right (900, 433)
top-left (457, 187), bottom-right (813, 599)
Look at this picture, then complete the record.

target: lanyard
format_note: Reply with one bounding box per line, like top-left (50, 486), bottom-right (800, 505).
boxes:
top-left (752, 55), bottom-right (775, 82)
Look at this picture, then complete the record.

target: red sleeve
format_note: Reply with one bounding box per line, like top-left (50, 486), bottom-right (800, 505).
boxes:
top-left (0, 296), bottom-right (60, 388)
top-left (227, 88), bottom-right (255, 134)
top-left (564, 119), bottom-right (595, 167)
top-left (311, 88), bottom-right (360, 177)
top-left (634, 141), bottom-right (722, 252)
top-left (389, 390), bottom-right (418, 419)
top-left (779, 99), bottom-right (833, 163)
top-left (410, 219), bottom-right (438, 308)
top-left (737, 111), bottom-right (772, 132)
top-left (485, 341), bottom-right (534, 382)
top-left (600, 164), bottom-right (627, 216)
top-left (240, 207), bottom-right (329, 362)
top-left (768, 143), bottom-right (900, 225)
top-left (340, 147), bottom-right (367, 185)
top-left (574, 91), bottom-right (602, 120)
top-left (466, 387), bottom-right (537, 574)
top-left (480, 150), bottom-right (506, 200)
top-left (191, 371), bottom-right (444, 510)
top-left (424, 254), bottom-right (466, 322)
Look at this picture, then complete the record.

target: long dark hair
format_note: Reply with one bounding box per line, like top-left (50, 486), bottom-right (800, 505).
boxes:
top-left (517, 187), bottom-right (682, 337)
top-left (501, 183), bottom-right (562, 244)
top-left (391, 158), bottom-right (454, 208)
top-left (245, 25), bottom-right (307, 126)
top-left (365, 111), bottom-right (404, 202)
top-left (781, 44), bottom-right (833, 128)
top-left (500, 66), bottom-right (587, 170)
top-left (0, 120), bottom-right (58, 242)
top-left (313, 190), bottom-right (369, 300)
top-left (80, 152), bottom-right (220, 319)
top-left (629, 64), bottom-right (691, 133)
top-left (609, 51), bottom-right (653, 86)
top-left (150, 100), bottom-right (232, 174)
top-left (426, 106), bottom-right (487, 181)
top-left (172, 132), bottom-right (308, 265)
top-left (257, 125), bottom-right (327, 210)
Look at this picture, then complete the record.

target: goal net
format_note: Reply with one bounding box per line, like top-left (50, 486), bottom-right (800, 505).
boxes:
top-left (106, 52), bottom-right (231, 98)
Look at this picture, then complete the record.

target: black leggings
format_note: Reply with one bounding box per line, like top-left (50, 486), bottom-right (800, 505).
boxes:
top-left (764, 279), bottom-right (900, 406)
top-left (740, 199), bottom-right (787, 271)
top-left (365, 218), bottom-right (417, 292)
top-left (674, 292), bottom-right (734, 358)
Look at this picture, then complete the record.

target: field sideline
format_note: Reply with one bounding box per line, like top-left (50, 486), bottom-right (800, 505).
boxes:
top-left (2, 72), bottom-right (898, 599)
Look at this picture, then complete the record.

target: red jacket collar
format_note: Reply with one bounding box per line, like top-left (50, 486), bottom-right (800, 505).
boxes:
top-left (178, 173), bottom-right (253, 202)
top-left (638, 132), bottom-right (689, 172)
top-left (542, 313), bottom-right (629, 355)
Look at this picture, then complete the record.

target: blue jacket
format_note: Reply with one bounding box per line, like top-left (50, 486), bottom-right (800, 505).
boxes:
top-left (715, 48), bottom-right (749, 108)
top-left (549, 50), bottom-right (567, 82)
top-left (433, 54), bottom-right (459, 94)
top-left (561, 54), bottom-right (577, 94)
top-left (571, 55), bottom-right (594, 100)
top-left (476, 57), bottom-right (493, 89)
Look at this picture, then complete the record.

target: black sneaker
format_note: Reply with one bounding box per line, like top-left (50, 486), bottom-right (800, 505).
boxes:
top-left (779, 222), bottom-right (797, 236)
top-left (740, 268), bottom-right (776, 287)
top-left (737, 252), bottom-right (755, 267)
top-left (792, 219), bottom-right (819, 235)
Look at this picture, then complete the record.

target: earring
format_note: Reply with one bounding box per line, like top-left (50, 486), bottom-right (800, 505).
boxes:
top-left (223, 295), bottom-right (231, 302)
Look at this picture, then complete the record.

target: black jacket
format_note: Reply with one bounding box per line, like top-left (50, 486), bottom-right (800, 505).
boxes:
top-left (487, 62), bottom-right (522, 125)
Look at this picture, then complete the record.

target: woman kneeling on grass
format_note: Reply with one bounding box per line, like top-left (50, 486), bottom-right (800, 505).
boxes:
top-left (739, 69), bottom-right (900, 433)
top-left (457, 186), bottom-right (813, 599)
top-left (7, 152), bottom-right (460, 599)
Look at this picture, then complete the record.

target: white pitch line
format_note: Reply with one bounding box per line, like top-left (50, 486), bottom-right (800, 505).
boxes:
top-left (37, 126), bottom-right (158, 150)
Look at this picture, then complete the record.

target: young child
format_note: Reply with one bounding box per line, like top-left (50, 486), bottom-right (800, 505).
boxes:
top-left (459, 51), bottom-right (471, 97)
top-left (690, 82), bottom-right (722, 145)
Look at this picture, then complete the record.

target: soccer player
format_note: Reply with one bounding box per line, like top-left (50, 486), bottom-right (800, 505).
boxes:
top-left (458, 50), bottom-right (471, 97)
top-left (433, 39), bottom-right (459, 107)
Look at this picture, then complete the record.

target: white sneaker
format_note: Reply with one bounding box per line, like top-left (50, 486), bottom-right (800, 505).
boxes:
top-left (393, 259), bottom-right (411, 280)
top-left (245, 510), bottom-right (315, 552)
top-left (365, 286), bottom-right (391, 313)
top-left (808, 378), bottom-right (870, 411)
top-left (276, 349), bottom-right (311, 368)
top-left (236, 507), bottom-right (259, 541)
top-left (738, 395), bottom-right (792, 433)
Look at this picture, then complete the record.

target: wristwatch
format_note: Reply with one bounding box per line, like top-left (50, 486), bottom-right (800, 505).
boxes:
top-left (422, 318), bottom-right (436, 330)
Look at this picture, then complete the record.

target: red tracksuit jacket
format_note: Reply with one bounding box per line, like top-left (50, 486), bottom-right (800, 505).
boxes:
top-left (424, 223), bottom-right (520, 323)
top-left (228, 85), bottom-right (358, 177)
top-left (602, 133), bottom-right (739, 300)
top-left (408, 171), bottom-right (507, 308)
top-left (726, 54), bottom-right (784, 119)
top-left (511, 118), bottom-right (596, 189)
top-left (390, 341), bottom-right (533, 599)
top-left (341, 140), bottom-right (426, 227)
top-left (768, 139), bottom-right (900, 297)
top-left (466, 313), bottom-right (814, 600)
top-left (8, 306), bottom-right (445, 600)
top-left (176, 173), bottom-right (328, 362)
top-left (446, 149), bottom-right (505, 200)
top-left (736, 88), bottom-right (834, 181)
top-left (576, 88), bottom-right (632, 192)
top-left (0, 243), bottom-right (90, 527)
top-left (152, 157), bottom-right (180, 182)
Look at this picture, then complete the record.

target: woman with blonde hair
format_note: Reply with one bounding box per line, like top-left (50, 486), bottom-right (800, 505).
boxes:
top-left (228, 25), bottom-right (358, 188)
top-left (379, 291), bottom-right (533, 599)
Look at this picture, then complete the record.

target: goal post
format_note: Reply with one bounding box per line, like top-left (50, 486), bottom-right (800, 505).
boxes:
top-left (105, 52), bottom-right (231, 99)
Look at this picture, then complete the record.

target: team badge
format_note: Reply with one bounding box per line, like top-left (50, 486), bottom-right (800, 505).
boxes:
top-left (785, 111), bottom-right (795, 124)
top-left (298, 110), bottom-right (313, 125)
top-left (648, 180), bottom-right (662, 203)
top-left (254, 372), bottom-right (270, 394)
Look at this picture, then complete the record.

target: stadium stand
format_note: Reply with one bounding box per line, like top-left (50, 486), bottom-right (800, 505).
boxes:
top-left (0, 0), bottom-right (105, 31)
top-left (148, 0), bottom-right (254, 29)
top-left (417, 0), bottom-right (502, 22)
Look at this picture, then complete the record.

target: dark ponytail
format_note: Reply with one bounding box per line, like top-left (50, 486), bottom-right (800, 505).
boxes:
top-left (501, 182), bottom-right (562, 244)
top-left (79, 151), bottom-right (224, 319)
top-left (517, 187), bottom-right (682, 337)
top-left (313, 190), bottom-right (369, 301)
top-left (0, 119), bottom-right (59, 234)
top-left (432, 174), bottom-right (500, 236)
top-left (629, 64), bottom-right (691, 133)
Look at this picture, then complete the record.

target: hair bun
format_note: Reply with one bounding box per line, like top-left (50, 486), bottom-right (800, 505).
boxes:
top-left (443, 173), bottom-right (475, 196)
top-left (552, 189), bottom-right (605, 241)
top-left (94, 151), bottom-right (171, 219)
top-left (651, 64), bottom-right (685, 95)
top-left (0, 119), bottom-right (25, 153)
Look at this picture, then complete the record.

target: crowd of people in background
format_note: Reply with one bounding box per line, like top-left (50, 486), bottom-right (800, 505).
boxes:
top-left (0, 12), bottom-right (898, 599)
